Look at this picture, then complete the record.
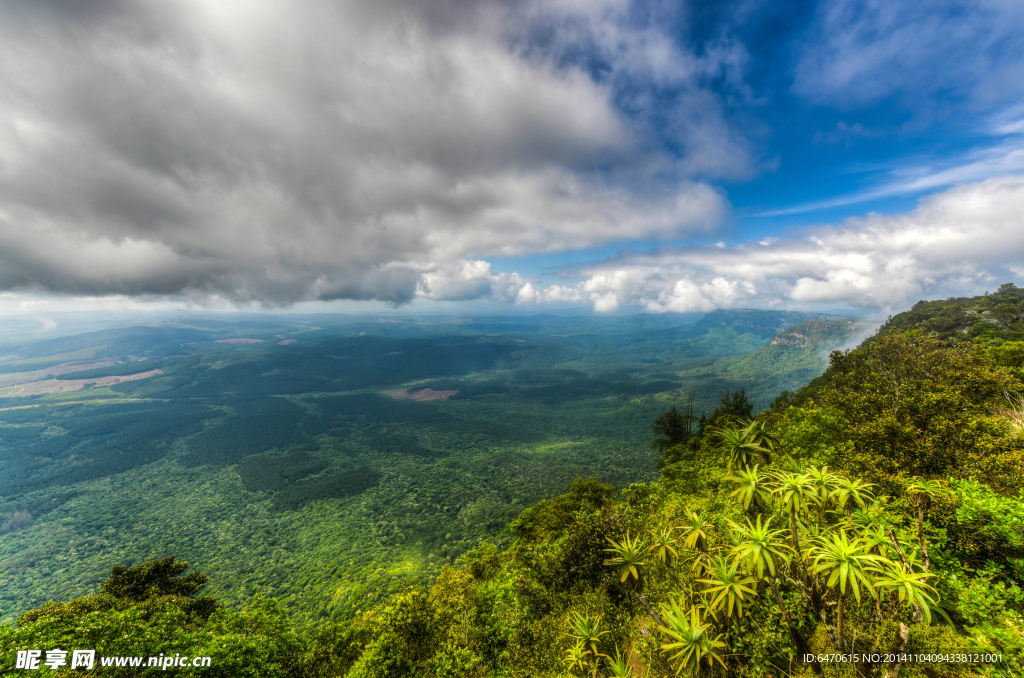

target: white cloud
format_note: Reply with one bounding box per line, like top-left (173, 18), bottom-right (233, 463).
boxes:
top-left (417, 260), bottom-right (529, 303)
top-left (793, 0), bottom-right (1024, 110)
top-left (0, 0), bottom-right (742, 306)
top-left (524, 174), bottom-right (1024, 312)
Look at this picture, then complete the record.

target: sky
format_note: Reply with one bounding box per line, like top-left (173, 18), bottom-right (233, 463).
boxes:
top-left (1, 0), bottom-right (1023, 318)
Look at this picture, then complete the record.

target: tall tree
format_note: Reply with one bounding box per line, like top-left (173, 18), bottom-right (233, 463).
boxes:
top-left (809, 533), bottom-right (884, 653)
top-left (701, 388), bottom-right (754, 434)
top-left (652, 394), bottom-right (698, 453)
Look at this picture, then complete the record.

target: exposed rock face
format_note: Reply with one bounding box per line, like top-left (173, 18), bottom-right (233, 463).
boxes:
top-left (771, 332), bottom-right (809, 346)
top-left (385, 388), bottom-right (460, 401)
top-left (770, 321), bottom-right (854, 348)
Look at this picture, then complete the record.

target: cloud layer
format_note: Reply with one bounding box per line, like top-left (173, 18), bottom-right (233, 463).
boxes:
top-left (0, 0), bottom-right (737, 305)
top-left (3, 0), bottom-right (1022, 315)
top-left (523, 175), bottom-right (1024, 312)
top-left (793, 0), bottom-right (1024, 111)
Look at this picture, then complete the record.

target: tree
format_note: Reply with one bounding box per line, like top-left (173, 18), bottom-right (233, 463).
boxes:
top-left (565, 612), bottom-right (608, 677)
top-left (833, 477), bottom-right (875, 528)
top-left (905, 477), bottom-right (949, 573)
top-left (729, 516), bottom-right (792, 583)
top-left (698, 555), bottom-right (758, 619)
top-left (725, 465), bottom-right (771, 514)
top-left (653, 396), bottom-right (698, 453)
top-left (101, 555), bottom-right (209, 601)
top-left (647, 527), bottom-right (684, 588)
top-left (701, 388), bottom-right (754, 434)
top-left (804, 466), bottom-right (839, 510)
top-left (511, 477), bottom-right (615, 543)
top-left (804, 465), bottom-right (840, 526)
top-left (772, 471), bottom-right (819, 591)
top-left (90, 555), bottom-right (219, 622)
top-left (677, 511), bottom-right (713, 573)
top-left (3, 560), bottom-right (303, 678)
top-left (875, 563), bottom-right (942, 624)
top-left (714, 420), bottom-right (776, 471)
top-left (817, 332), bottom-right (1021, 489)
top-left (654, 396), bottom-right (701, 470)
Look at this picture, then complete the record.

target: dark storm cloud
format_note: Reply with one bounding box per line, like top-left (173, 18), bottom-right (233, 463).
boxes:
top-left (0, 0), bottom-right (742, 305)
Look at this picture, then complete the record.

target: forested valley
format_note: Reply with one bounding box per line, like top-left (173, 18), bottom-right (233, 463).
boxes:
top-left (2, 287), bottom-right (1023, 676)
top-left (0, 309), bottom-right (853, 626)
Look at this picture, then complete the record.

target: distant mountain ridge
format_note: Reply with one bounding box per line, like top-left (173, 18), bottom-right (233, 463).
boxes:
top-left (717, 318), bottom-right (857, 408)
top-left (769, 319), bottom-right (856, 348)
top-left (694, 308), bottom-right (850, 338)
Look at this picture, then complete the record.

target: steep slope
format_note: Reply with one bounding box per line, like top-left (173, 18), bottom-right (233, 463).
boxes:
top-left (776, 282), bottom-right (1022, 409)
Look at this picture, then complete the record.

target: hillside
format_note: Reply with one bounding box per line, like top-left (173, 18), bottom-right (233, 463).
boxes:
top-left (2, 297), bottom-right (1021, 677)
top-left (716, 319), bottom-right (856, 406)
top-left (776, 283), bottom-right (1024, 410)
top-left (876, 282), bottom-right (1024, 344)
top-left (0, 310), bottom-right (850, 625)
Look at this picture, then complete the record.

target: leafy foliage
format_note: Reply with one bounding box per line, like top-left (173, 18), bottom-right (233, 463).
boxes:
top-left (817, 332), bottom-right (1023, 491)
top-left (6, 299), bottom-right (1024, 677)
top-left (236, 451), bottom-right (329, 493)
top-left (271, 467), bottom-right (382, 512)
top-left (181, 397), bottom-right (311, 467)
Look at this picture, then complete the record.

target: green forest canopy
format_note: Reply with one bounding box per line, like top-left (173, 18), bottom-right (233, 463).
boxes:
top-left (3, 294), bottom-right (1024, 677)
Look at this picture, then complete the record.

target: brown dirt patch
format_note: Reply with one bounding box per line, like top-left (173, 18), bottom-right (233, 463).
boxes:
top-left (385, 387), bottom-right (460, 401)
top-left (0, 359), bottom-right (119, 387)
top-left (215, 338), bottom-right (264, 344)
top-left (0, 369), bottom-right (163, 397)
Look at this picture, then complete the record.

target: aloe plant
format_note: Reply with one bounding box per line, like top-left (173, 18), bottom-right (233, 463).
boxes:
top-left (729, 515), bottom-right (809, 657)
top-left (833, 477), bottom-right (875, 528)
top-left (648, 526), bottom-right (684, 588)
top-left (677, 510), bottom-right (713, 574)
top-left (563, 641), bottom-right (593, 675)
top-left (568, 611), bottom-right (608, 660)
top-left (809, 532), bottom-right (886, 651)
top-left (772, 470), bottom-right (820, 592)
top-left (604, 533), bottom-right (664, 626)
top-left (714, 420), bottom-right (776, 471)
top-left (725, 465), bottom-right (771, 513)
top-left (657, 598), bottom-right (726, 675)
top-left (698, 554), bottom-right (758, 619)
top-left (876, 562), bottom-right (947, 624)
top-left (605, 645), bottom-right (634, 678)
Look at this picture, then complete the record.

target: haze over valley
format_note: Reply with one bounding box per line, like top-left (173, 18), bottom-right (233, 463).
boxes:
top-left (0, 309), bottom-right (854, 623)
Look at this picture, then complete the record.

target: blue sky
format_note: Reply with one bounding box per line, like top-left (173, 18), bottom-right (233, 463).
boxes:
top-left (0, 0), bottom-right (1022, 317)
